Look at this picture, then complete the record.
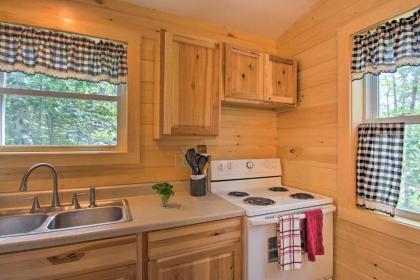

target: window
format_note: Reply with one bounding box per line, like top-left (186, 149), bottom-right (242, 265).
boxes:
top-left (0, 71), bottom-right (124, 148)
top-left (364, 65), bottom-right (420, 220)
top-left (0, 22), bottom-right (128, 152)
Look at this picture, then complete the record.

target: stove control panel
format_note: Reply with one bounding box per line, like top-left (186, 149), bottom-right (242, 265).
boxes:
top-left (211, 158), bottom-right (281, 181)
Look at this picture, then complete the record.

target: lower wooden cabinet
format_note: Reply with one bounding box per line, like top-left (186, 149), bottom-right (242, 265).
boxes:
top-left (145, 217), bottom-right (242, 280)
top-left (148, 243), bottom-right (239, 280)
top-left (0, 218), bottom-right (242, 280)
top-left (61, 264), bottom-right (137, 280)
top-left (0, 235), bottom-right (138, 280)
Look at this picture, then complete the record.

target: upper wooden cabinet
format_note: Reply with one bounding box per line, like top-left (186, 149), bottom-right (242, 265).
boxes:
top-left (263, 55), bottom-right (297, 105)
top-left (146, 217), bottom-right (242, 280)
top-left (157, 30), bottom-right (221, 138)
top-left (224, 45), bottom-right (264, 101)
top-left (223, 44), bottom-right (298, 108)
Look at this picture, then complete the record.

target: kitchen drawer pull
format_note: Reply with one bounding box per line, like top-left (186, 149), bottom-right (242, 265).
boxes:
top-left (47, 251), bottom-right (85, 265)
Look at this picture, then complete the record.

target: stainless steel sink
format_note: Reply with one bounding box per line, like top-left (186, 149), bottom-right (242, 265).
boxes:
top-left (48, 206), bottom-right (124, 230)
top-left (0, 200), bottom-right (131, 238)
top-left (0, 214), bottom-right (48, 236)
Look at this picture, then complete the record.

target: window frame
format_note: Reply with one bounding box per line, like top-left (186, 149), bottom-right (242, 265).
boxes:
top-left (337, 0), bottom-right (420, 246)
top-left (363, 73), bottom-right (420, 222)
top-left (0, 18), bottom-right (141, 167)
top-left (0, 72), bottom-right (126, 151)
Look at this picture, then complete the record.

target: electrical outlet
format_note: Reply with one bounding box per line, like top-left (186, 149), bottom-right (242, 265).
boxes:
top-left (197, 144), bottom-right (207, 154)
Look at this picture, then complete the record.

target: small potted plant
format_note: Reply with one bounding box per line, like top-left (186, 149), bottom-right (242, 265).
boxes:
top-left (152, 182), bottom-right (175, 207)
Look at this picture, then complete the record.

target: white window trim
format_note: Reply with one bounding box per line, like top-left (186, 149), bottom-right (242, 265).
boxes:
top-left (363, 72), bottom-right (420, 221)
top-left (0, 72), bottom-right (126, 151)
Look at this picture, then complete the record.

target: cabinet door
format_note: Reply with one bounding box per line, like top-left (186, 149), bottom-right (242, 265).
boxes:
top-left (146, 218), bottom-right (242, 280)
top-left (160, 30), bottom-right (220, 136)
top-left (224, 45), bottom-right (264, 101)
top-left (264, 54), bottom-right (297, 105)
top-left (148, 243), bottom-right (240, 280)
top-left (0, 235), bottom-right (137, 280)
top-left (61, 264), bottom-right (137, 280)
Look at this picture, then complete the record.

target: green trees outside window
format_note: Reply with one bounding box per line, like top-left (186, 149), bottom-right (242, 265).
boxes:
top-left (0, 71), bottom-right (119, 146)
top-left (378, 66), bottom-right (419, 213)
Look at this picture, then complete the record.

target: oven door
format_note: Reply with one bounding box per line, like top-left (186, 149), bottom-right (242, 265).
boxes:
top-left (245, 205), bottom-right (335, 280)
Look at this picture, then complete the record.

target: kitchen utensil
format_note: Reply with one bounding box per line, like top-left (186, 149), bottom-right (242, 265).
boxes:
top-left (185, 148), bottom-right (199, 174)
top-left (197, 155), bottom-right (208, 175)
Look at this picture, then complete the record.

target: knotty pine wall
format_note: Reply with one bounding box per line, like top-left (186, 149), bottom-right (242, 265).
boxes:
top-left (276, 0), bottom-right (420, 279)
top-left (0, 0), bottom-right (278, 193)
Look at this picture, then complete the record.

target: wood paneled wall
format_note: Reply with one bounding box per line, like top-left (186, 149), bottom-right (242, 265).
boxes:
top-left (0, 0), bottom-right (278, 193)
top-left (276, 0), bottom-right (420, 278)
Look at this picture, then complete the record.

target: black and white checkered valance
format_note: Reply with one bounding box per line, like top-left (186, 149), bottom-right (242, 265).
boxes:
top-left (0, 22), bottom-right (127, 85)
top-left (356, 123), bottom-right (405, 216)
top-left (351, 9), bottom-right (420, 80)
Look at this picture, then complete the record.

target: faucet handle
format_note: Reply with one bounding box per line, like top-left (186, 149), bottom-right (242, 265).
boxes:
top-left (22, 196), bottom-right (41, 213)
top-left (71, 192), bottom-right (85, 209)
top-left (89, 187), bottom-right (97, 208)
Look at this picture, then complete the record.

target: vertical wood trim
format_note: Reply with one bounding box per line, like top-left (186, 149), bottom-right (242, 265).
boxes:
top-left (136, 233), bottom-right (142, 280)
top-left (224, 43), bottom-right (233, 99)
top-left (153, 32), bottom-right (162, 139)
top-left (257, 51), bottom-right (265, 100)
top-left (162, 30), bottom-right (173, 136)
top-left (0, 72), bottom-right (4, 145)
top-left (137, 233), bottom-right (149, 280)
top-left (171, 40), bottom-right (180, 128)
top-left (210, 42), bottom-right (221, 135)
top-left (263, 53), bottom-right (272, 101)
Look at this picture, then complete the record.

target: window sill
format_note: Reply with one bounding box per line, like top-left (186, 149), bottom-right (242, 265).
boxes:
top-left (0, 147), bottom-right (125, 155)
top-left (338, 207), bottom-right (420, 246)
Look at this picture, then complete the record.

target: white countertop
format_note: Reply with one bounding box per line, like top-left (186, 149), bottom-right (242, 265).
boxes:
top-left (0, 191), bottom-right (244, 254)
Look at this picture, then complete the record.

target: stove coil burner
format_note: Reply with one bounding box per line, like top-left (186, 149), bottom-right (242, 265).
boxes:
top-left (269, 186), bottom-right (289, 192)
top-left (228, 191), bottom-right (249, 197)
top-left (244, 197), bottom-right (275, 206)
top-left (290, 193), bottom-right (315, 199)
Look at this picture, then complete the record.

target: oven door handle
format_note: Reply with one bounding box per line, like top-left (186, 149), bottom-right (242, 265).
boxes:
top-left (247, 205), bottom-right (336, 226)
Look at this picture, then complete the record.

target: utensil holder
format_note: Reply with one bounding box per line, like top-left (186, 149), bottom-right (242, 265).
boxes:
top-left (190, 174), bottom-right (206, 197)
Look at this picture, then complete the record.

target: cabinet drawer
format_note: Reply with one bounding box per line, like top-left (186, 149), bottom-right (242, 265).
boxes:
top-left (147, 218), bottom-right (241, 260)
top-left (0, 235), bottom-right (137, 280)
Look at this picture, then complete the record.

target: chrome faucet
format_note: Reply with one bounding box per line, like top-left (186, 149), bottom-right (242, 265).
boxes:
top-left (19, 163), bottom-right (61, 208)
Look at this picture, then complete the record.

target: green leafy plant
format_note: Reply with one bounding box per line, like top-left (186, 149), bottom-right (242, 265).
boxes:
top-left (152, 182), bottom-right (175, 207)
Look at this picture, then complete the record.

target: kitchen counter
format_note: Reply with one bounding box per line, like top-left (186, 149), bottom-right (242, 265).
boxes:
top-left (0, 189), bottom-right (244, 254)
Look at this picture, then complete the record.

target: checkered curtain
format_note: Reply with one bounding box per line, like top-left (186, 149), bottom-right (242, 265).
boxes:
top-left (0, 22), bottom-right (127, 85)
top-left (356, 123), bottom-right (405, 216)
top-left (351, 9), bottom-right (420, 80)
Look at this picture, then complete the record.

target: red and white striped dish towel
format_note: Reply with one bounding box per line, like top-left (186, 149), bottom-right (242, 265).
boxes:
top-left (276, 214), bottom-right (302, 271)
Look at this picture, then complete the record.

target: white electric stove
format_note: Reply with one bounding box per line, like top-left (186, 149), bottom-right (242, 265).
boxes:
top-left (210, 158), bottom-right (335, 280)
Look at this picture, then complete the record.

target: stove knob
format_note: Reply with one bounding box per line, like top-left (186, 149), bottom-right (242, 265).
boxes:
top-left (227, 162), bottom-right (232, 170)
top-left (246, 161), bottom-right (254, 169)
top-left (218, 164), bottom-right (223, 171)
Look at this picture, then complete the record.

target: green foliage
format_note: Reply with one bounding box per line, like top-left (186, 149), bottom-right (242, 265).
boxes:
top-left (378, 66), bottom-right (419, 213)
top-left (2, 72), bottom-right (118, 145)
top-left (152, 182), bottom-right (175, 200)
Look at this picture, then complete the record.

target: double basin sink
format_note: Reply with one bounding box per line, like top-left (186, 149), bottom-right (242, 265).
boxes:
top-left (0, 200), bottom-right (132, 238)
